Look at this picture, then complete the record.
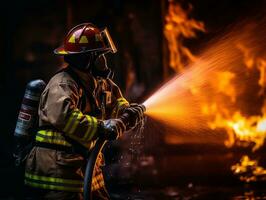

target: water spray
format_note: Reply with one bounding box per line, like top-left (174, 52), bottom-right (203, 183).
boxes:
top-left (84, 19), bottom-right (266, 198)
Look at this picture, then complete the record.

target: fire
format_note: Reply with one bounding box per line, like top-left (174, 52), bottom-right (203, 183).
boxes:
top-left (208, 112), bottom-right (266, 151)
top-left (205, 43), bottom-right (266, 151)
top-left (237, 43), bottom-right (266, 95)
top-left (144, 28), bottom-right (245, 133)
top-left (232, 156), bottom-right (266, 182)
top-left (257, 59), bottom-right (266, 95)
top-left (144, 17), bottom-right (266, 182)
top-left (164, 1), bottom-right (205, 72)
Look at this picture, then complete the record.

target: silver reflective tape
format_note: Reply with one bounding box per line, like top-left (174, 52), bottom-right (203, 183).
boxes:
top-left (24, 91), bottom-right (41, 101)
top-left (21, 104), bottom-right (38, 112)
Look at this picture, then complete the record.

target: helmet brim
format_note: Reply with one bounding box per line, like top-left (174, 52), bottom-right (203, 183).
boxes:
top-left (54, 46), bottom-right (113, 56)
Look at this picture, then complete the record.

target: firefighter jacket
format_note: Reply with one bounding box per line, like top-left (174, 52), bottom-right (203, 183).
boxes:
top-left (24, 66), bottom-right (129, 193)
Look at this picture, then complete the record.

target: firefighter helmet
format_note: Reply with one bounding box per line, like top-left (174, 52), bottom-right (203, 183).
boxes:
top-left (54, 23), bottom-right (117, 55)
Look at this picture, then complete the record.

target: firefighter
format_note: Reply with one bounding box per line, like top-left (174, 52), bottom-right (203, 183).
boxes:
top-left (24, 23), bottom-right (145, 200)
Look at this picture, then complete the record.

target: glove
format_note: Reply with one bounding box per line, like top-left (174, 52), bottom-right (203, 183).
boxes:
top-left (98, 119), bottom-right (126, 140)
top-left (123, 103), bottom-right (145, 129)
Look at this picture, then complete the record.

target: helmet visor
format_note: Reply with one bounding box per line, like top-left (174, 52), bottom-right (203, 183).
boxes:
top-left (101, 28), bottom-right (117, 54)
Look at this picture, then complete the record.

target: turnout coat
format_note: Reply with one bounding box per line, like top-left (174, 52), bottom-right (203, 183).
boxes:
top-left (24, 66), bottom-right (129, 193)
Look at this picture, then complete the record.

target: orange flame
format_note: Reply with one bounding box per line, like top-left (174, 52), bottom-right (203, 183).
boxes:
top-left (144, 19), bottom-right (266, 181)
top-left (145, 0), bottom-right (266, 180)
top-left (144, 28), bottom-right (246, 132)
top-left (232, 156), bottom-right (266, 182)
top-left (164, 2), bottom-right (205, 72)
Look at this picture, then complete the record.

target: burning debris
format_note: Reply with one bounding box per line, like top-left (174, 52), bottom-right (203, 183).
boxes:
top-left (231, 155), bottom-right (266, 182)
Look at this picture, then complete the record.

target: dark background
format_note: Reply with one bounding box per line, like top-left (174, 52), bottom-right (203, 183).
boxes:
top-left (0, 0), bottom-right (265, 199)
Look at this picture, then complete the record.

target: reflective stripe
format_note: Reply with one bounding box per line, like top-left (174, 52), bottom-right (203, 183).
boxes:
top-left (90, 117), bottom-right (97, 138)
top-left (38, 130), bottom-right (62, 137)
top-left (112, 98), bottom-right (129, 118)
top-left (35, 130), bottom-right (71, 146)
top-left (68, 112), bottom-right (83, 135)
top-left (25, 172), bottom-right (83, 184)
top-left (84, 115), bottom-right (97, 141)
top-left (25, 180), bottom-right (82, 192)
top-left (35, 136), bottom-right (71, 146)
top-left (117, 98), bottom-right (129, 107)
top-left (84, 115), bottom-right (93, 139)
top-left (25, 172), bottom-right (83, 192)
top-left (63, 109), bottom-right (80, 133)
top-left (117, 98), bottom-right (129, 108)
top-left (63, 109), bottom-right (98, 142)
top-left (25, 172), bottom-right (104, 192)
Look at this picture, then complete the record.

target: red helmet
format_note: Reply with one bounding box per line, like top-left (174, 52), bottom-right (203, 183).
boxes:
top-left (54, 23), bottom-right (117, 55)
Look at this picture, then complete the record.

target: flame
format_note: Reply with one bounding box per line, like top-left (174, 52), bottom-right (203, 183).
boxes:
top-left (164, 2), bottom-right (205, 72)
top-left (204, 44), bottom-right (266, 151)
top-left (257, 59), bottom-right (266, 95)
top-left (144, 18), bottom-right (266, 182)
top-left (208, 112), bottom-right (266, 151)
top-left (144, 28), bottom-right (246, 133)
top-left (232, 156), bottom-right (266, 182)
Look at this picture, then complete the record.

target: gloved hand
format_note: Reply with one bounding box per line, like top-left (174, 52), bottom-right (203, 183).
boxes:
top-left (98, 119), bottom-right (126, 140)
top-left (123, 103), bottom-right (145, 129)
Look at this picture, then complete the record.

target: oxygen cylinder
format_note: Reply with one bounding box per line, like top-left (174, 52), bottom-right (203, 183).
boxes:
top-left (13, 79), bottom-right (46, 166)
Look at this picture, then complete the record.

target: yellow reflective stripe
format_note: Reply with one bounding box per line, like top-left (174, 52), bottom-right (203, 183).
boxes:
top-left (118, 100), bottom-right (128, 104)
top-left (37, 130), bottom-right (62, 137)
top-left (25, 180), bottom-right (83, 192)
top-left (118, 102), bottom-right (128, 107)
top-left (83, 115), bottom-right (97, 141)
top-left (58, 50), bottom-right (68, 55)
top-left (35, 136), bottom-right (71, 146)
top-left (90, 117), bottom-right (97, 139)
top-left (84, 116), bottom-right (93, 140)
top-left (25, 173), bottom-right (83, 185)
top-left (36, 130), bottom-right (71, 146)
top-left (63, 109), bottom-right (79, 133)
top-left (117, 98), bottom-right (128, 103)
top-left (25, 172), bottom-right (84, 192)
top-left (68, 111), bottom-right (83, 135)
top-left (117, 98), bottom-right (129, 107)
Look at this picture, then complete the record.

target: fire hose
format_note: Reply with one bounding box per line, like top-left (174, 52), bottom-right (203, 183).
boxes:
top-left (83, 105), bottom-right (146, 200)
